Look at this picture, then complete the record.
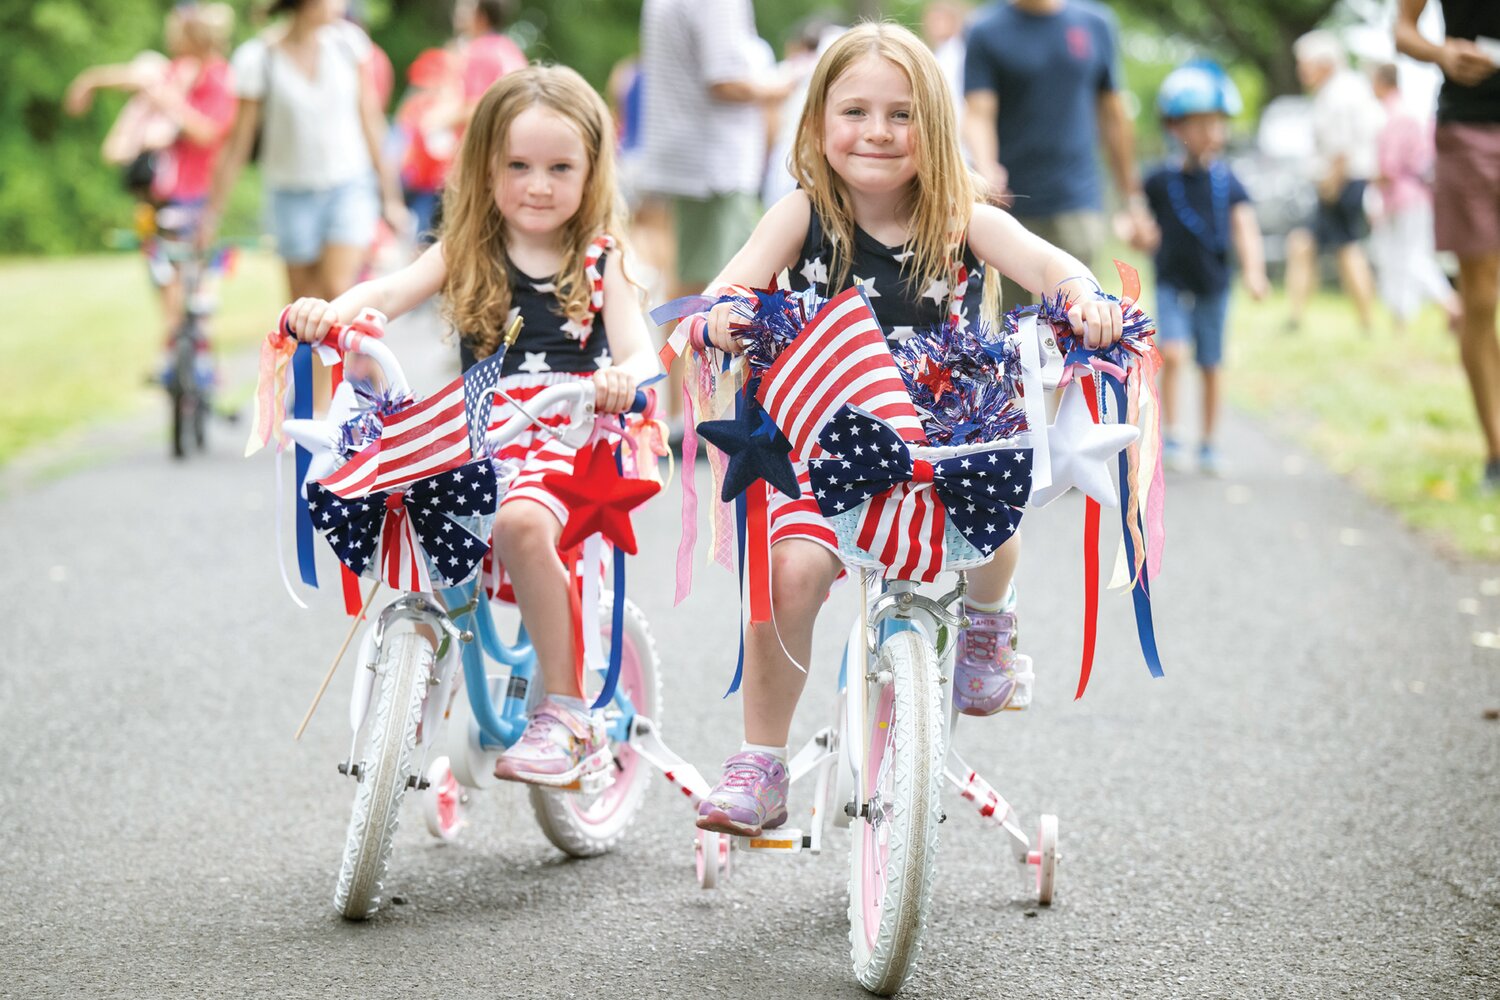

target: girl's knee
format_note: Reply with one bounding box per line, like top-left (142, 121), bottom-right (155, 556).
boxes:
top-left (494, 501), bottom-right (561, 554)
top-left (770, 542), bottom-right (839, 606)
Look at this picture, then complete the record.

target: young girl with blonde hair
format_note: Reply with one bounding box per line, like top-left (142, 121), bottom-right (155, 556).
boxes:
top-left (284, 64), bottom-right (660, 787)
top-left (694, 22), bottom-right (1125, 836)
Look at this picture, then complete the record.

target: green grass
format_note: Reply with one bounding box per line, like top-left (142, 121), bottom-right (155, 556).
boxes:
top-left (1216, 289), bottom-right (1499, 560)
top-left (0, 249), bottom-right (285, 464)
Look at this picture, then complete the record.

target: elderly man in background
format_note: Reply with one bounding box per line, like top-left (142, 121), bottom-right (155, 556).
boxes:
top-left (1396, 0), bottom-right (1500, 492)
top-left (1283, 30), bottom-right (1383, 336)
top-left (962, 0), bottom-right (1153, 311)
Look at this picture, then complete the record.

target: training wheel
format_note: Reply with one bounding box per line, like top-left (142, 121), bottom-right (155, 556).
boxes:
top-left (421, 756), bottom-right (469, 842)
top-left (1026, 813), bottom-right (1059, 905)
top-left (694, 829), bottom-right (731, 889)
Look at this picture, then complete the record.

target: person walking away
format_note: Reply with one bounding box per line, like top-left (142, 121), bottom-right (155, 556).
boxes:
top-left (1283, 31), bottom-right (1383, 336)
top-left (1368, 61), bottom-right (1461, 335)
top-left (963, 0), bottom-right (1155, 310)
top-left (639, 0), bottom-right (792, 439)
top-left (1142, 61), bottom-right (1268, 477)
top-left (201, 0), bottom-right (407, 308)
top-left (1396, 0), bottom-right (1500, 492)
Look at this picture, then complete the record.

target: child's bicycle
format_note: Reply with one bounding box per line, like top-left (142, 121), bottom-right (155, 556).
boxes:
top-left (277, 319), bottom-right (688, 920)
top-left (643, 566), bottom-right (1058, 994)
top-left (161, 245), bottom-right (226, 459)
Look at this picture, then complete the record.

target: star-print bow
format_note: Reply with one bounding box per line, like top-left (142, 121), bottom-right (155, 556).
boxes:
top-left (807, 405), bottom-right (1033, 559)
top-left (306, 461), bottom-right (497, 592)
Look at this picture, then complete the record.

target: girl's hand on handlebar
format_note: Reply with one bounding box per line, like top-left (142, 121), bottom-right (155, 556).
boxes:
top-left (285, 297), bottom-right (341, 345)
top-left (705, 301), bottom-right (745, 355)
top-left (592, 366), bottom-right (638, 415)
top-left (1060, 279), bottom-right (1124, 351)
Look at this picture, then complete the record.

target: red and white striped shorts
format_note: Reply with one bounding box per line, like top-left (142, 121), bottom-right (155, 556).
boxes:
top-left (488, 371), bottom-right (595, 525)
top-left (768, 460), bottom-right (841, 556)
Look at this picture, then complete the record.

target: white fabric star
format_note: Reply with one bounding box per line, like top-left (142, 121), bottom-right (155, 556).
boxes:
top-left (920, 277), bottom-right (949, 305)
top-left (594, 355), bottom-right (612, 370)
top-left (892, 248), bottom-right (915, 263)
top-left (561, 317), bottom-right (590, 342)
top-left (519, 351), bottom-right (551, 374)
top-left (800, 256), bottom-right (828, 286)
top-left (888, 325), bottom-right (916, 343)
top-left (1027, 382), bottom-right (1140, 508)
top-left (854, 275), bottom-right (880, 297)
top-left (532, 280), bottom-right (556, 293)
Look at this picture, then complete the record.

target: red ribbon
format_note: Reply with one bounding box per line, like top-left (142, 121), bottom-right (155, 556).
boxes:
top-left (329, 360), bottom-right (364, 618)
top-left (379, 491), bottom-right (408, 588)
top-left (1077, 374), bottom-right (1102, 700)
top-left (911, 458), bottom-right (935, 484)
top-left (747, 481), bottom-right (771, 623)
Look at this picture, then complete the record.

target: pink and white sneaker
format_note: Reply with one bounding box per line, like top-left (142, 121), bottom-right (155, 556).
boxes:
top-left (953, 607), bottom-right (1033, 716)
top-left (493, 696), bottom-right (611, 787)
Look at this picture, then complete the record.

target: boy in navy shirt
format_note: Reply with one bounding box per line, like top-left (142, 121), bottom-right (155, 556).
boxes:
top-left (1143, 61), bottom-right (1269, 474)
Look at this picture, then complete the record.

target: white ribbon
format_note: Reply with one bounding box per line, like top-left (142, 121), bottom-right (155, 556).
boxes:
top-left (1015, 312), bottom-right (1052, 493)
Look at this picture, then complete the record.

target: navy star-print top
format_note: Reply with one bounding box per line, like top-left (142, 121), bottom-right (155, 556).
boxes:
top-left (458, 250), bottom-right (612, 376)
top-left (785, 210), bottom-right (986, 344)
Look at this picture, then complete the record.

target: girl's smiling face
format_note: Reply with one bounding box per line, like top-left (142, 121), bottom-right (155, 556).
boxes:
top-left (493, 105), bottom-right (590, 239)
top-left (821, 55), bottom-right (919, 197)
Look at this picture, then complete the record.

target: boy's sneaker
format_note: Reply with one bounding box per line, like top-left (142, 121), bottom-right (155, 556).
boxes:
top-left (1164, 437), bottom-right (1190, 473)
top-left (1482, 459), bottom-right (1500, 495)
top-left (953, 607), bottom-right (1030, 716)
top-left (1199, 444), bottom-right (1224, 477)
top-left (696, 751), bottom-right (789, 837)
top-left (493, 696), bottom-right (611, 787)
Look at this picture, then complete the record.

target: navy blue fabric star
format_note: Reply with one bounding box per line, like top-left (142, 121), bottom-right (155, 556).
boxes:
top-left (807, 406), bottom-right (1032, 556)
top-left (696, 383), bottom-right (801, 502)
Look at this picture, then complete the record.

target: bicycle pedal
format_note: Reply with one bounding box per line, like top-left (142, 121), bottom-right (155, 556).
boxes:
top-left (739, 828), bottom-right (808, 853)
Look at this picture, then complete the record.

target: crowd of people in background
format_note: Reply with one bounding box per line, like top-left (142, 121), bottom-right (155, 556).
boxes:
top-left (66, 0), bottom-right (1500, 489)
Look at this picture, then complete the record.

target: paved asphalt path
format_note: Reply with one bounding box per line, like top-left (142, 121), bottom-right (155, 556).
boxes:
top-left (2, 315), bottom-right (1497, 999)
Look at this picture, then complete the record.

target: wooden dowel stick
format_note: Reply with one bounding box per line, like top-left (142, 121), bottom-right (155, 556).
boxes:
top-left (294, 581), bottom-right (381, 741)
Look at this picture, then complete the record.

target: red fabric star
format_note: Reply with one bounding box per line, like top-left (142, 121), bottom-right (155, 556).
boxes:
top-left (915, 357), bottom-right (955, 405)
top-left (543, 440), bottom-right (661, 554)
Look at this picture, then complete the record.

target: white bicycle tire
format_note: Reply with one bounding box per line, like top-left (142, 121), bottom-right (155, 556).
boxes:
top-left (528, 595), bottom-right (662, 858)
top-left (333, 632), bottom-right (430, 920)
top-left (847, 630), bottom-right (945, 996)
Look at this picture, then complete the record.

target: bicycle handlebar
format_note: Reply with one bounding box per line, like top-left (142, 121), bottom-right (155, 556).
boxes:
top-left (484, 382), bottom-right (651, 454)
top-left (276, 307), bottom-right (410, 400)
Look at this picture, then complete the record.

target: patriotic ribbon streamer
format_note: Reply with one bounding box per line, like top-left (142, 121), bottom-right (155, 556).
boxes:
top-left (806, 406), bottom-right (1033, 558)
top-left (1102, 372), bottom-right (1164, 680)
top-left (306, 461), bottom-right (497, 593)
top-left (245, 332), bottom-right (298, 457)
top-left (293, 343), bottom-right (319, 589)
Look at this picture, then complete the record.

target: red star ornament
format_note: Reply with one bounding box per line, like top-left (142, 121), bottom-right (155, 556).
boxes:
top-left (543, 440), bottom-right (661, 554)
top-left (915, 356), bottom-right (955, 405)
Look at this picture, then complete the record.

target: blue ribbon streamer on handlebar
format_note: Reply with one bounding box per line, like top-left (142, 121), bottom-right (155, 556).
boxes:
top-left (292, 343), bottom-right (318, 589)
top-left (649, 294), bottom-right (720, 327)
top-left (591, 436), bottom-right (632, 710)
top-left (1102, 374), bottom-right (1163, 679)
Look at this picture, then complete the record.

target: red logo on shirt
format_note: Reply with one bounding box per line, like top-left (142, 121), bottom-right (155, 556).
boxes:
top-left (1066, 25), bottom-right (1092, 61)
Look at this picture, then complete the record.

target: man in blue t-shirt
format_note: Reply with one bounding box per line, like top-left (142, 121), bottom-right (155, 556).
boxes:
top-left (963, 0), bottom-right (1153, 309)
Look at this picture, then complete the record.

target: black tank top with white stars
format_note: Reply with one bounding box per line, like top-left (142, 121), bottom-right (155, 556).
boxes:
top-left (458, 250), bottom-right (612, 376)
top-left (785, 210), bottom-right (985, 343)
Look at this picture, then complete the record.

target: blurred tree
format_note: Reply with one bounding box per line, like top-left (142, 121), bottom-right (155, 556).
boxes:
top-left (1115, 0), bottom-right (1341, 95)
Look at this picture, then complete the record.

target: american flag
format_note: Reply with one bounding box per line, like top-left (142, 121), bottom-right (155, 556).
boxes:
top-left (317, 351), bottom-right (506, 500)
top-left (754, 285), bottom-right (924, 462)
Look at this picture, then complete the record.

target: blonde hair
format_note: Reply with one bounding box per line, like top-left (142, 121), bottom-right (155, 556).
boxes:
top-left (790, 22), bottom-right (978, 299)
top-left (183, 3), bottom-right (235, 55)
top-left (442, 64), bottom-right (627, 360)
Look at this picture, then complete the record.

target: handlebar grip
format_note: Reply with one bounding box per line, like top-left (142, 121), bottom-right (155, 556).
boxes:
top-left (628, 390), bottom-right (650, 415)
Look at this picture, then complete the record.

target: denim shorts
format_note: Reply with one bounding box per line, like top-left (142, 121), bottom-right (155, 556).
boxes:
top-left (1155, 283), bottom-right (1231, 369)
top-left (267, 176), bottom-right (379, 265)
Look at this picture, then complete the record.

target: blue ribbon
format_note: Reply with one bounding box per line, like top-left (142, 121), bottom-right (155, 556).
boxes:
top-left (292, 344), bottom-right (318, 589)
top-left (649, 294), bottom-right (720, 326)
top-left (591, 437), bottom-right (632, 709)
top-left (1101, 375), bottom-right (1164, 679)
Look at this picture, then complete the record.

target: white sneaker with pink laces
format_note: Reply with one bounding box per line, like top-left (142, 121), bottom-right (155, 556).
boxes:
top-left (493, 696), bottom-right (611, 787)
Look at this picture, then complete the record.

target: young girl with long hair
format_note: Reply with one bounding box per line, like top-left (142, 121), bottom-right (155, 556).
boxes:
top-left (694, 23), bottom-right (1125, 836)
top-left (283, 65), bottom-right (660, 787)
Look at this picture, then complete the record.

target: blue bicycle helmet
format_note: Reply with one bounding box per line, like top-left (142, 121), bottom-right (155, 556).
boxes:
top-left (1156, 60), bottom-right (1243, 119)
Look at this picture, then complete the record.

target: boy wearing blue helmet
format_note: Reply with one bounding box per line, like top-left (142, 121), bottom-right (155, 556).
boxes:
top-left (1143, 60), bottom-right (1269, 475)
